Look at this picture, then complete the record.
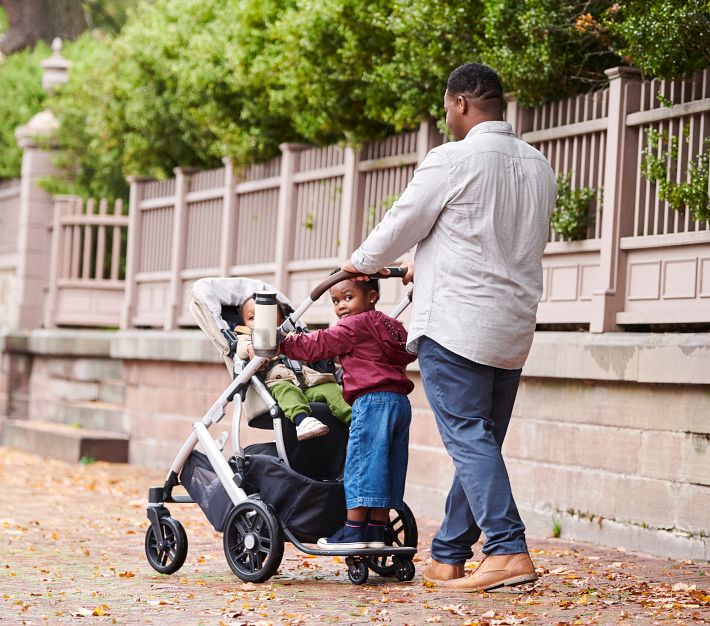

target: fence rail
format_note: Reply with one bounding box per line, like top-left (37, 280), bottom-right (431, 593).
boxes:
top-left (38, 66), bottom-right (710, 331)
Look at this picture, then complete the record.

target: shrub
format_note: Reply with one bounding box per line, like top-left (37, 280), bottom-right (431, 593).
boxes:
top-left (641, 127), bottom-right (710, 222)
top-left (550, 172), bottom-right (598, 241)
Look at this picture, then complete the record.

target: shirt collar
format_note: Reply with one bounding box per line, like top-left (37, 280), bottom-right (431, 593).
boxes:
top-left (464, 120), bottom-right (515, 140)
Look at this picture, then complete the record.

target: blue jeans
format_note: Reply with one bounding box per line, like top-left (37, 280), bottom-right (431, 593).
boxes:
top-left (344, 391), bottom-right (411, 509)
top-left (418, 336), bottom-right (527, 562)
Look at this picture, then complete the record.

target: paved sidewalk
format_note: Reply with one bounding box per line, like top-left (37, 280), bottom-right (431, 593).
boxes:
top-left (1, 448), bottom-right (708, 625)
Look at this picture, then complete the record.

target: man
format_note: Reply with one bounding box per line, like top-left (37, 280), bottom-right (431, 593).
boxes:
top-left (341, 62), bottom-right (556, 591)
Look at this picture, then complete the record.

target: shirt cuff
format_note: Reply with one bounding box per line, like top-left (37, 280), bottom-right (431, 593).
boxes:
top-left (350, 248), bottom-right (380, 274)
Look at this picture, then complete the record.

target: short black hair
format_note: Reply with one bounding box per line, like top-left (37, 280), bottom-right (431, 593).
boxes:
top-left (447, 62), bottom-right (504, 109)
top-left (352, 276), bottom-right (380, 301)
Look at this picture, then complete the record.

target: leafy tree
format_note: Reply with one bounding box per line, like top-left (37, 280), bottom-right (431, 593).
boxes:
top-left (0, 0), bottom-right (87, 55)
top-left (480, 0), bottom-right (621, 106)
top-left (45, 32), bottom-right (127, 199)
top-left (0, 42), bottom-right (48, 180)
top-left (48, 0), bottom-right (301, 199)
top-left (603, 0), bottom-right (710, 77)
top-left (368, 0), bottom-right (485, 130)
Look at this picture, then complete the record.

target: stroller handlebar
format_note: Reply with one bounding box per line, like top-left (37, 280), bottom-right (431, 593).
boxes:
top-left (308, 266), bottom-right (405, 302)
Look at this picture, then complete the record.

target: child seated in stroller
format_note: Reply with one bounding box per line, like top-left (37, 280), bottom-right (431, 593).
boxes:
top-left (236, 295), bottom-right (352, 441)
top-left (279, 274), bottom-right (416, 549)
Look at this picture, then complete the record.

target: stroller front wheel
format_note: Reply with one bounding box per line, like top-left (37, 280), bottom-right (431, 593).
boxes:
top-left (144, 516), bottom-right (188, 575)
top-left (223, 499), bottom-right (284, 583)
top-left (346, 558), bottom-right (369, 585)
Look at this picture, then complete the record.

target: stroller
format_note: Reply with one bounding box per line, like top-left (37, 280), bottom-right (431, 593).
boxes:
top-left (144, 269), bottom-right (418, 585)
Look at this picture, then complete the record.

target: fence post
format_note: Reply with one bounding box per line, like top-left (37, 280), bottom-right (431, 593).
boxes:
top-left (164, 167), bottom-right (196, 330)
top-left (121, 177), bottom-right (148, 329)
top-left (416, 119), bottom-right (441, 164)
top-left (337, 147), bottom-right (361, 260)
top-left (506, 96), bottom-right (533, 136)
top-left (590, 66), bottom-right (642, 333)
top-left (43, 195), bottom-right (72, 328)
top-left (219, 158), bottom-right (237, 277)
top-left (274, 144), bottom-right (306, 293)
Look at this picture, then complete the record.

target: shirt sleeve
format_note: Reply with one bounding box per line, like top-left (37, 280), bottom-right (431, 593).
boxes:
top-left (280, 322), bottom-right (357, 362)
top-left (351, 147), bottom-right (451, 273)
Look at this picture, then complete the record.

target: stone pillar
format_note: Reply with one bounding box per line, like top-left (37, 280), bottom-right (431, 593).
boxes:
top-left (12, 38), bottom-right (70, 330)
top-left (590, 67), bottom-right (642, 333)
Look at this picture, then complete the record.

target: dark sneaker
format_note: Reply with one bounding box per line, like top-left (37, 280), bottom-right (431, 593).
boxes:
top-left (365, 523), bottom-right (385, 549)
top-left (316, 524), bottom-right (368, 550)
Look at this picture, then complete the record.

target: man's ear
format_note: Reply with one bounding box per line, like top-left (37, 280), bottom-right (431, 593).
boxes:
top-left (457, 95), bottom-right (468, 114)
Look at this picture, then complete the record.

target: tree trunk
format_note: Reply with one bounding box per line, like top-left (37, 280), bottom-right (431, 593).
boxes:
top-left (0, 0), bottom-right (87, 55)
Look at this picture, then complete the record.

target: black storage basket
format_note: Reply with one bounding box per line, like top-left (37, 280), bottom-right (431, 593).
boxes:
top-left (180, 450), bottom-right (235, 532)
top-left (244, 454), bottom-right (346, 543)
top-left (180, 450), bottom-right (346, 541)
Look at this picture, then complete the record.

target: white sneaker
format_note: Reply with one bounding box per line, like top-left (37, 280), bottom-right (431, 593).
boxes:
top-left (296, 416), bottom-right (330, 441)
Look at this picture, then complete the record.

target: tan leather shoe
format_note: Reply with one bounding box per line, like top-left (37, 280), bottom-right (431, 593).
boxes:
top-left (422, 558), bottom-right (465, 583)
top-left (441, 553), bottom-right (537, 592)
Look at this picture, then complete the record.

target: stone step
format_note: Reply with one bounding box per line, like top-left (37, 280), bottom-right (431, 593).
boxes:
top-left (46, 400), bottom-right (128, 434)
top-left (2, 420), bottom-right (129, 463)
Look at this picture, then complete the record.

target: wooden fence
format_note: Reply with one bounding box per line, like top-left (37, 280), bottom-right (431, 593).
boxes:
top-left (120, 123), bottom-right (439, 329)
top-left (511, 66), bottom-right (710, 329)
top-left (42, 65), bottom-right (710, 331)
top-left (44, 196), bottom-right (128, 327)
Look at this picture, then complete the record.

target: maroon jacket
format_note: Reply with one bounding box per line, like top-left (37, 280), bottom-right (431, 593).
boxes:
top-left (280, 310), bottom-right (416, 405)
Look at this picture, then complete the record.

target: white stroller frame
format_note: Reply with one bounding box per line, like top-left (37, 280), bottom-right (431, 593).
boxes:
top-left (145, 269), bottom-right (417, 585)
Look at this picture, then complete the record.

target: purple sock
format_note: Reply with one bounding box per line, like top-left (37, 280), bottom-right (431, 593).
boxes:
top-left (345, 520), bottom-right (365, 528)
top-left (294, 413), bottom-right (309, 426)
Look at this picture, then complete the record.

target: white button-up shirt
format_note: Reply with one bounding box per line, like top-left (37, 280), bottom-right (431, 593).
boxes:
top-left (351, 121), bottom-right (556, 369)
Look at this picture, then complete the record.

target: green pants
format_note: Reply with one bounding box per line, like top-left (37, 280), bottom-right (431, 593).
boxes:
top-left (270, 381), bottom-right (351, 426)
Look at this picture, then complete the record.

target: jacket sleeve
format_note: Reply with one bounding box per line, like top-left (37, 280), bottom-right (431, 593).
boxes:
top-left (280, 322), bottom-right (356, 362)
top-left (350, 147), bottom-right (451, 273)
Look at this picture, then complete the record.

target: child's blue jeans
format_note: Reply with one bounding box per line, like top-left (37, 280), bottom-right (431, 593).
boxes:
top-left (343, 391), bottom-right (411, 510)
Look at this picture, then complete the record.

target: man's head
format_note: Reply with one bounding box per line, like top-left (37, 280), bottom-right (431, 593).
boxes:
top-left (444, 62), bottom-right (504, 141)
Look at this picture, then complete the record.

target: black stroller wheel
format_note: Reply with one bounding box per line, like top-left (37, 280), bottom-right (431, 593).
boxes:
top-left (144, 516), bottom-right (188, 575)
top-left (223, 499), bottom-right (284, 583)
top-left (347, 559), bottom-right (369, 585)
top-left (368, 503), bottom-right (418, 577)
top-left (393, 555), bottom-right (416, 582)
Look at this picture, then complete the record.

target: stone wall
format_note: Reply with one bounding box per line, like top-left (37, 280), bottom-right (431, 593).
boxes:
top-left (2, 329), bottom-right (708, 560)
